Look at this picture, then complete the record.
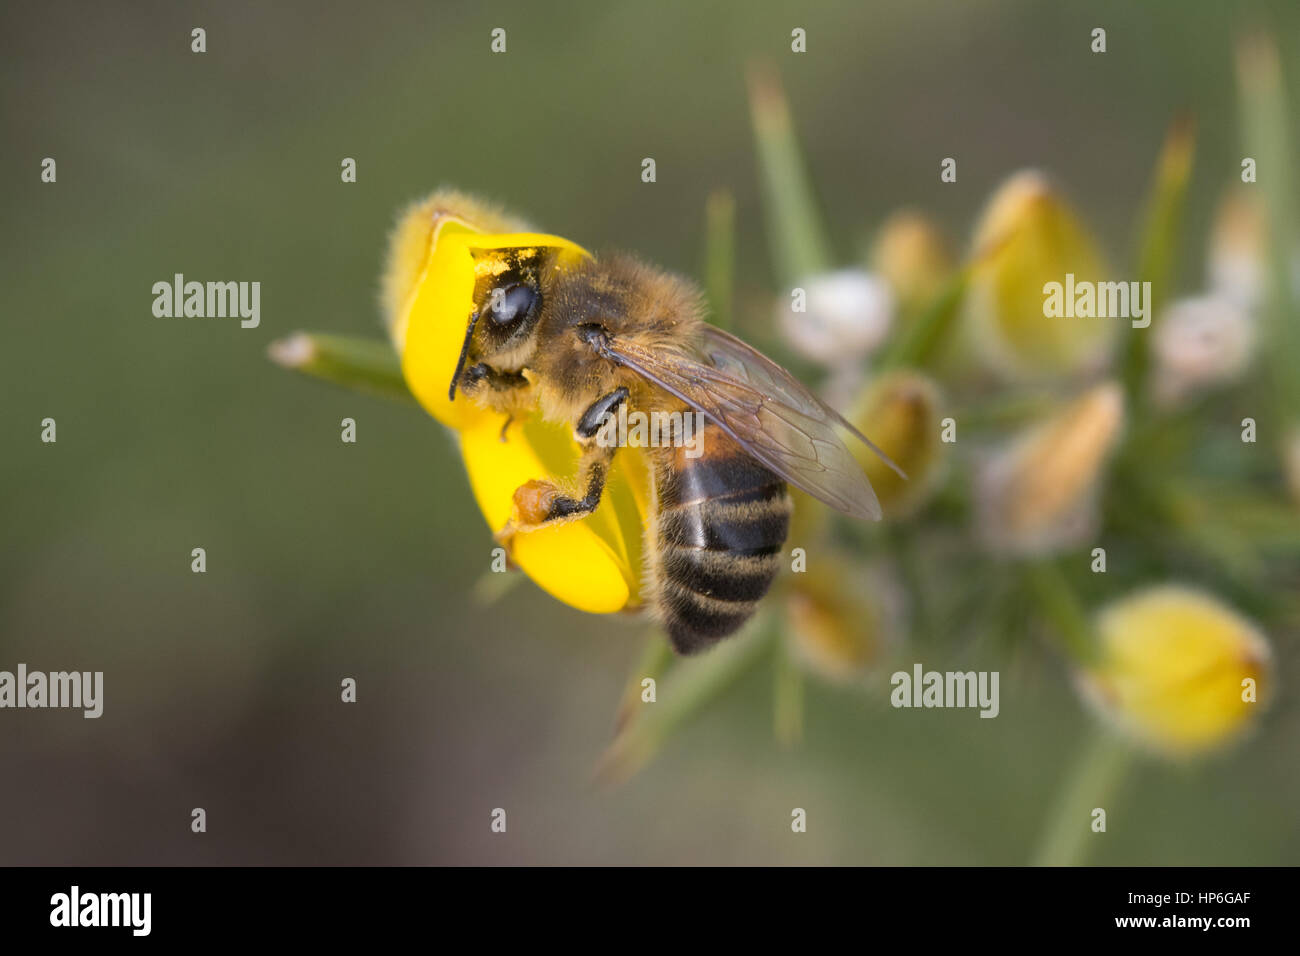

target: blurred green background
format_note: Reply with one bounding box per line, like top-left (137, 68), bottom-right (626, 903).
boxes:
top-left (2, 0), bottom-right (1298, 864)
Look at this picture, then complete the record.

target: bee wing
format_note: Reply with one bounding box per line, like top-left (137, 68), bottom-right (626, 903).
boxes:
top-left (593, 324), bottom-right (902, 520)
top-left (698, 326), bottom-right (906, 477)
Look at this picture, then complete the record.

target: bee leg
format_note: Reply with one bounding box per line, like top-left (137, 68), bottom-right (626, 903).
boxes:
top-left (459, 362), bottom-right (529, 398)
top-left (494, 444), bottom-right (617, 548)
top-left (546, 452), bottom-right (612, 521)
top-left (494, 389), bottom-right (628, 547)
top-left (522, 387), bottom-right (629, 520)
top-left (575, 387), bottom-right (628, 441)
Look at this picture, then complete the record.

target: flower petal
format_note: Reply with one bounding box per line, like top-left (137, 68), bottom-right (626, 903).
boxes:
top-left (458, 415), bottom-right (648, 613)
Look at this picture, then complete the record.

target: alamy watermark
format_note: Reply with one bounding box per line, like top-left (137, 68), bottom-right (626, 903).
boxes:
top-left (594, 405), bottom-right (706, 458)
top-left (152, 273), bottom-right (260, 328)
top-left (50, 886), bottom-right (150, 936)
top-left (891, 663), bottom-right (999, 718)
top-left (1043, 273), bottom-right (1152, 328)
top-left (0, 664), bottom-right (102, 718)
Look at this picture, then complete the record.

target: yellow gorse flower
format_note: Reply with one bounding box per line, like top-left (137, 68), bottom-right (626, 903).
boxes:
top-left (847, 370), bottom-right (945, 518)
top-left (1207, 187), bottom-right (1267, 309)
top-left (977, 381), bottom-right (1124, 554)
top-left (964, 170), bottom-right (1115, 382)
top-left (869, 210), bottom-right (955, 319)
top-left (783, 560), bottom-right (899, 682)
top-left (1078, 586), bottom-right (1273, 758)
top-left (383, 191), bottom-right (648, 614)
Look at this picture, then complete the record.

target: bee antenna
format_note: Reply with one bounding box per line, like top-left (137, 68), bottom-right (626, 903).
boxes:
top-left (448, 310), bottom-right (481, 401)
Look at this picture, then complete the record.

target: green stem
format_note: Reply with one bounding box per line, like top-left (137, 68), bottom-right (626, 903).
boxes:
top-left (268, 332), bottom-right (415, 405)
top-left (613, 630), bottom-right (675, 734)
top-left (595, 613), bottom-right (775, 786)
top-left (889, 524), bottom-right (932, 642)
top-left (876, 266), bottom-right (970, 371)
top-left (954, 391), bottom-right (1059, 431)
top-left (747, 65), bottom-right (834, 286)
top-left (471, 567), bottom-right (525, 606)
top-left (1024, 559), bottom-right (1096, 666)
top-left (773, 633), bottom-right (804, 748)
top-left (1236, 34), bottom-right (1300, 439)
top-left (1111, 459), bottom-right (1266, 586)
top-left (704, 190), bottom-right (736, 330)
top-left (1032, 728), bottom-right (1134, 866)
top-left (1122, 115), bottom-right (1195, 409)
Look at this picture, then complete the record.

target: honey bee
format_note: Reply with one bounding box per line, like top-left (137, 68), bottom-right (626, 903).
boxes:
top-left (415, 195), bottom-right (902, 654)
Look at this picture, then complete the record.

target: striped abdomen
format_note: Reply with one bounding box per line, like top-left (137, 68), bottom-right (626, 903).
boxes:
top-left (651, 423), bottom-right (791, 654)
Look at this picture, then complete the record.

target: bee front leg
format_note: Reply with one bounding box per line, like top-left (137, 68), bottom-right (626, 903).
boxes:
top-left (495, 388), bottom-right (628, 545)
top-left (458, 362), bottom-right (530, 399)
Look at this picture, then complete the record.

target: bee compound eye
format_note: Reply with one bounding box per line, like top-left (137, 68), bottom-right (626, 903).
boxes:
top-left (488, 283), bottom-right (538, 325)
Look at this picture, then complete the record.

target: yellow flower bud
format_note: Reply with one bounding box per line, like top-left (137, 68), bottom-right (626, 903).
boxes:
top-left (1078, 586), bottom-right (1273, 757)
top-left (847, 370), bottom-right (945, 518)
top-left (1207, 189), bottom-right (1266, 311)
top-left (964, 171), bottom-right (1115, 382)
top-left (869, 210), bottom-right (955, 317)
top-left (384, 192), bottom-right (648, 614)
top-left (977, 381), bottom-right (1124, 554)
top-left (783, 561), bottom-right (900, 682)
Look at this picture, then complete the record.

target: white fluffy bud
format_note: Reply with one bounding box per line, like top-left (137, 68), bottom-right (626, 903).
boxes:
top-left (776, 269), bottom-right (893, 367)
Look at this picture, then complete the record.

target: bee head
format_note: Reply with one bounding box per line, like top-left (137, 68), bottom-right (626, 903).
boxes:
top-left (448, 242), bottom-right (587, 400)
top-left (394, 206), bottom-right (588, 425)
